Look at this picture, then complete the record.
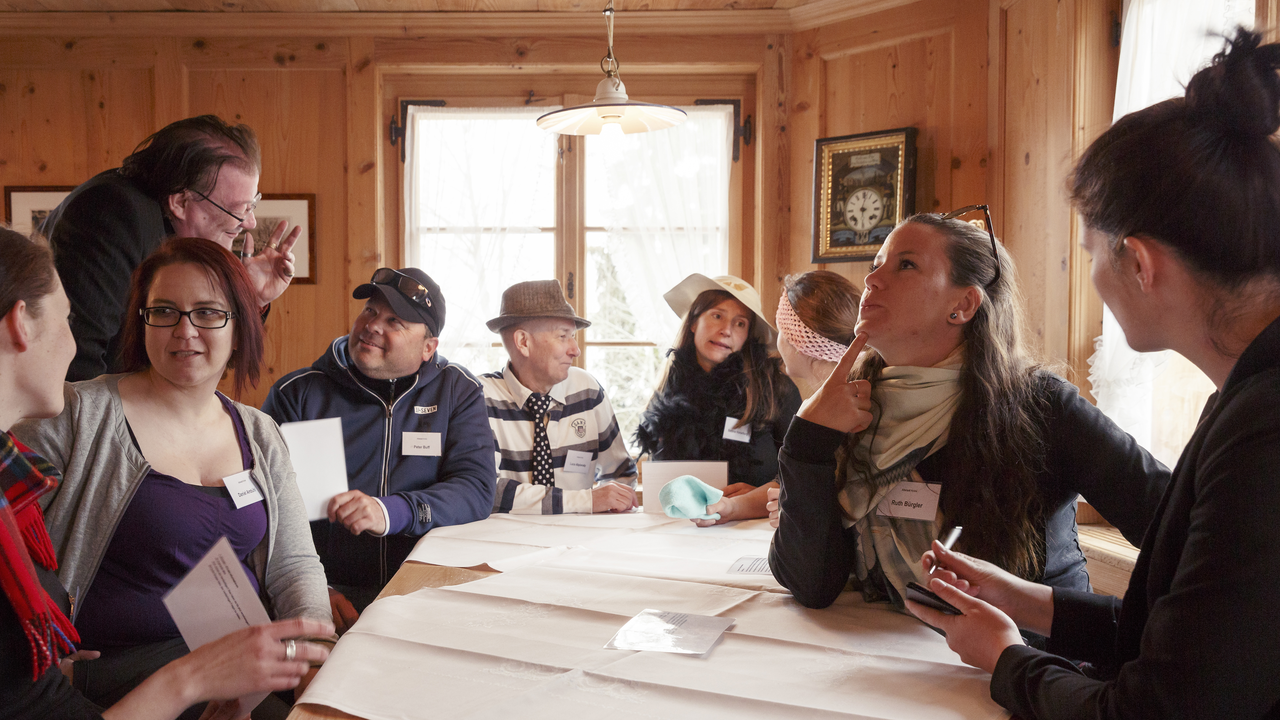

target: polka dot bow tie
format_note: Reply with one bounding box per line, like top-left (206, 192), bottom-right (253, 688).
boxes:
top-left (525, 393), bottom-right (554, 486)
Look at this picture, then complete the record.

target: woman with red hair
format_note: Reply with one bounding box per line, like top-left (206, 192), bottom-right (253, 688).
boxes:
top-left (15, 236), bottom-right (330, 716)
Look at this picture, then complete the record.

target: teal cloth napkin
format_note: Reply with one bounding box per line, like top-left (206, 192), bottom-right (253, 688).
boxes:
top-left (659, 475), bottom-right (725, 520)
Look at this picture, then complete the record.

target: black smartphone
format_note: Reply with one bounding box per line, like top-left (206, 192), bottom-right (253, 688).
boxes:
top-left (905, 581), bottom-right (961, 615)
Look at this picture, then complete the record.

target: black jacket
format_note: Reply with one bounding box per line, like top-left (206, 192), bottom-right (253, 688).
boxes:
top-left (991, 318), bottom-right (1280, 719)
top-left (636, 346), bottom-right (801, 488)
top-left (40, 170), bottom-right (169, 382)
top-left (769, 372), bottom-right (1169, 610)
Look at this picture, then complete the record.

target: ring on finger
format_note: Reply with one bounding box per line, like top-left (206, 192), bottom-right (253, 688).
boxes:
top-left (284, 638), bottom-right (297, 662)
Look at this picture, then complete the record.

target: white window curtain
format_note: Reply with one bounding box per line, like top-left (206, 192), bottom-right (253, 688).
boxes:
top-left (584, 104), bottom-right (733, 348)
top-left (404, 105), bottom-right (561, 374)
top-left (1088, 0), bottom-right (1254, 461)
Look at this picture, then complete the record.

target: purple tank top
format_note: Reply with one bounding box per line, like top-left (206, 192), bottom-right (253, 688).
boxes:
top-left (75, 393), bottom-right (268, 651)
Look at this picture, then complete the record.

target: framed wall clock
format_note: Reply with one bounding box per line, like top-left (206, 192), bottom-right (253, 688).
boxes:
top-left (812, 127), bottom-right (918, 263)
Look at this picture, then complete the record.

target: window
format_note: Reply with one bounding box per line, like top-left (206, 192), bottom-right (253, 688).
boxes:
top-left (405, 104), bottom-right (734, 452)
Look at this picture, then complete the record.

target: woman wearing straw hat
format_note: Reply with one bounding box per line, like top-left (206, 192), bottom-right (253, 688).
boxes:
top-left (636, 274), bottom-right (801, 525)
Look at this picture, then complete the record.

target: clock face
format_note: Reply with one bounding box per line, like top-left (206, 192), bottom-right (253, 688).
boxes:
top-left (844, 188), bottom-right (884, 232)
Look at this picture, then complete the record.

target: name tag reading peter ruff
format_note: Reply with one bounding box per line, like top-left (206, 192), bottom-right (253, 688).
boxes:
top-left (402, 432), bottom-right (442, 457)
top-left (722, 417), bottom-right (752, 443)
top-left (875, 481), bottom-right (941, 521)
top-left (223, 470), bottom-right (264, 509)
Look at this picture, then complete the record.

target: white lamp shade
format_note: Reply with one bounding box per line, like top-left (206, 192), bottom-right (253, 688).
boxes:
top-left (536, 102), bottom-right (688, 135)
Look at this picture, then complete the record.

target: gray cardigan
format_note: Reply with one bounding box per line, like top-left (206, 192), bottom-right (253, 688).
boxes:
top-left (13, 375), bottom-right (329, 625)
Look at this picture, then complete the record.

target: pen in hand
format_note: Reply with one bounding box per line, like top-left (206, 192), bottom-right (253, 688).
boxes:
top-left (928, 526), bottom-right (963, 575)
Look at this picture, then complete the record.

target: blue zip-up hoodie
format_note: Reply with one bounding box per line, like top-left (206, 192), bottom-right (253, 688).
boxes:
top-left (262, 336), bottom-right (496, 589)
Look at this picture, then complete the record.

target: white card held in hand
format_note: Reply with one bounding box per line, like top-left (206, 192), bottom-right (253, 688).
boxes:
top-left (402, 431), bottom-right (441, 457)
top-left (162, 537), bottom-right (273, 712)
top-left (640, 461), bottom-right (728, 514)
top-left (605, 609), bottom-right (736, 656)
top-left (279, 417), bottom-right (351, 521)
top-left (875, 480), bottom-right (941, 521)
top-left (223, 470), bottom-right (263, 509)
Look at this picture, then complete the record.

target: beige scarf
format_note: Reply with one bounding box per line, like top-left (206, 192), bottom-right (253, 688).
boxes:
top-left (838, 345), bottom-right (963, 608)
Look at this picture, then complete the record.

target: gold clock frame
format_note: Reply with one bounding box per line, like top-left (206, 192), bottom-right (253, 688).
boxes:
top-left (812, 127), bottom-right (918, 263)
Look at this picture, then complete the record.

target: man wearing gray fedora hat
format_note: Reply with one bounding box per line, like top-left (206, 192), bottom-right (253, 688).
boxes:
top-left (480, 280), bottom-right (638, 514)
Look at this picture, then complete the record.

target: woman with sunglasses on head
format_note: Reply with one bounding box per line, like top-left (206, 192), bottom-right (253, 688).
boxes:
top-left (14, 236), bottom-right (331, 717)
top-left (767, 209), bottom-right (1170, 616)
top-left (1, 228), bottom-right (331, 720)
top-left (636, 274), bottom-right (802, 524)
top-left (906, 31), bottom-right (1280, 718)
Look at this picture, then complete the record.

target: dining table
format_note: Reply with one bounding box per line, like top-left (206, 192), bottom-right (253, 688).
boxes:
top-left (287, 512), bottom-right (1008, 720)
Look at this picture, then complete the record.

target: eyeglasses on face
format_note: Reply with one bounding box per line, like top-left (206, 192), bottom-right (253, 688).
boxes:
top-left (192, 189), bottom-right (262, 224)
top-left (371, 268), bottom-right (433, 308)
top-left (938, 204), bottom-right (1001, 289)
top-left (140, 307), bottom-right (237, 329)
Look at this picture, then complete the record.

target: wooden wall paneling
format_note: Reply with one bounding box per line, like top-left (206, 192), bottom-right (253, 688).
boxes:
top-left (786, 27), bottom-right (824, 286)
top-left (179, 36), bottom-right (349, 69)
top-left (153, 37), bottom-right (189, 128)
top-left (999, 0), bottom-right (1075, 364)
top-left (189, 68), bottom-right (350, 406)
top-left (0, 67), bottom-right (154, 189)
top-left (754, 33), bottom-right (789, 305)
top-left (1067, 0), bottom-right (1119, 399)
top-left (785, 0), bottom-right (987, 300)
top-left (0, 37), bottom-right (158, 69)
top-left (347, 36), bottom-right (380, 318)
top-left (0, 11), bottom-right (793, 39)
top-left (1260, 0), bottom-right (1279, 43)
top-left (374, 34), bottom-right (767, 71)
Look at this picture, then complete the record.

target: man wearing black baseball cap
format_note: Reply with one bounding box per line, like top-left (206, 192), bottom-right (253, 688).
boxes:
top-left (263, 267), bottom-right (495, 633)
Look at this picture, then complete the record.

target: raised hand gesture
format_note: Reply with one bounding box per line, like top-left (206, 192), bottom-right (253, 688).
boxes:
top-left (796, 333), bottom-right (873, 434)
top-left (243, 220), bottom-right (302, 308)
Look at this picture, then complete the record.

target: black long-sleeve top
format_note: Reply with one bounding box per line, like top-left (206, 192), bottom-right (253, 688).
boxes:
top-left (991, 318), bottom-right (1280, 719)
top-left (769, 372), bottom-right (1170, 610)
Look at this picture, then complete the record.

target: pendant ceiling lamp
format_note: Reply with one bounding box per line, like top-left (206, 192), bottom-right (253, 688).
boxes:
top-left (536, 0), bottom-right (687, 136)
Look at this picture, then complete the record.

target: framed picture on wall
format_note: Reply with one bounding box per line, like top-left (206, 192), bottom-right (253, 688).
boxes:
top-left (4, 186), bottom-right (76, 235)
top-left (812, 127), bottom-right (917, 263)
top-left (232, 193), bottom-right (316, 285)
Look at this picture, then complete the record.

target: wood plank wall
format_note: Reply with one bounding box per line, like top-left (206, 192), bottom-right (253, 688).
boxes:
top-left (1, 23), bottom-right (778, 408)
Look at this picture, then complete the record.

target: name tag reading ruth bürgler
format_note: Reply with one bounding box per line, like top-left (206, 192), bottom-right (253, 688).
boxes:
top-left (402, 432), bottom-right (442, 457)
top-left (223, 470), bottom-right (264, 509)
top-left (875, 480), bottom-right (941, 521)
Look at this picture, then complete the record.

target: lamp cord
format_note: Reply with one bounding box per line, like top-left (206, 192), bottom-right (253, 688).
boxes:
top-left (601, 0), bottom-right (619, 77)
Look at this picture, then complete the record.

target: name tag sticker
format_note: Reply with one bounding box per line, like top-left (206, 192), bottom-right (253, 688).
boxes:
top-left (402, 432), bottom-right (442, 457)
top-left (223, 470), bottom-right (264, 509)
top-left (722, 417), bottom-right (751, 443)
top-left (875, 481), bottom-right (941, 521)
top-left (564, 449), bottom-right (593, 475)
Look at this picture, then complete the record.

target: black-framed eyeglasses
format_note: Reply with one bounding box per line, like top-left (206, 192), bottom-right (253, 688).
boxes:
top-left (938, 204), bottom-right (1001, 289)
top-left (140, 307), bottom-right (237, 329)
top-left (191, 189), bottom-right (262, 224)
top-left (371, 268), bottom-right (433, 308)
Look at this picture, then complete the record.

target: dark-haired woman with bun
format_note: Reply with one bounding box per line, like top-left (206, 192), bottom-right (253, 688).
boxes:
top-left (907, 30), bottom-right (1280, 718)
top-left (0, 228), bottom-right (331, 720)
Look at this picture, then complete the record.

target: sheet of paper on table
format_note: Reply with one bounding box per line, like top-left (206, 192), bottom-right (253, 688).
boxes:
top-left (279, 417), bottom-right (350, 521)
top-left (728, 556), bottom-right (771, 574)
top-left (162, 537), bottom-right (272, 711)
top-left (605, 608), bottom-right (736, 655)
top-left (641, 460), bottom-right (728, 514)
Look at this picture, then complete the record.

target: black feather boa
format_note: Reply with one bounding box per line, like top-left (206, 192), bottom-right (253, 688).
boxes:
top-left (635, 344), bottom-right (766, 482)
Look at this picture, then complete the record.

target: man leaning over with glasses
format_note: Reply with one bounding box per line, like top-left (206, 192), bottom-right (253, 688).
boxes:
top-left (40, 115), bottom-right (299, 381)
top-left (262, 268), bottom-right (496, 634)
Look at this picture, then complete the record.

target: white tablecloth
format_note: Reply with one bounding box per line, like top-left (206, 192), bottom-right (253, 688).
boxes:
top-left (300, 514), bottom-right (1008, 720)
